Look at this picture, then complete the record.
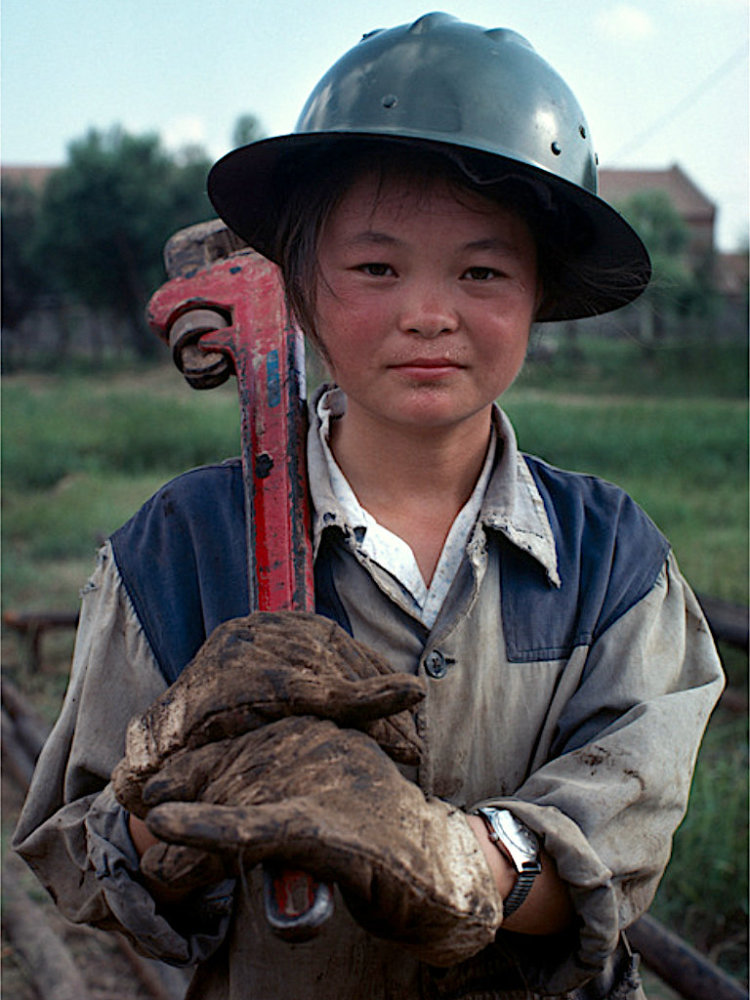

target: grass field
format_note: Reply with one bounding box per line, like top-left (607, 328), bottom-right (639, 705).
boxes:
top-left (2, 334), bottom-right (748, 983)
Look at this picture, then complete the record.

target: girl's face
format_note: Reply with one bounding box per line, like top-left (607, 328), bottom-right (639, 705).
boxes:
top-left (314, 172), bottom-right (540, 438)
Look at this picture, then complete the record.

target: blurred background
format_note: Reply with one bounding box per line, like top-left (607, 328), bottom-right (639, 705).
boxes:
top-left (2, 2), bottom-right (748, 998)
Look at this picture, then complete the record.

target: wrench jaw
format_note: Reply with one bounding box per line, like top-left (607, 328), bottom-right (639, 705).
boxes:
top-left (147, 245), bottom-right (256, 393)
top-left (163, 217), bottom-right (250, 281)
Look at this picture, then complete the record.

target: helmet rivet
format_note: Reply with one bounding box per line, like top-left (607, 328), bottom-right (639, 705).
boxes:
top-left (551, 141), bottom-right (562, 155)
top-left (579, 125), bottom-right (586, 139)
top-left (381, 94), bottom-right (398, 109)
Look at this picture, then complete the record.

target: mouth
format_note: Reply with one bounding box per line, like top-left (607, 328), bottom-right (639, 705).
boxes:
top-left (388, 357), bottom-right (465, 377)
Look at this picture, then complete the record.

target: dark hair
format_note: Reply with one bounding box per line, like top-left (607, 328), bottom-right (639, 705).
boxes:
top-left (270, 140), bottom-right (595, 352)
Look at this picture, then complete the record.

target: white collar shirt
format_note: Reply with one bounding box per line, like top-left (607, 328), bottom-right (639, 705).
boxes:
top-left (312, 386), bottom-right (498, 629)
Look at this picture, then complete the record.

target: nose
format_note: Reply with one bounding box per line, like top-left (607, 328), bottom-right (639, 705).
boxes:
top-left (397, 282), bottom-right (459, 338)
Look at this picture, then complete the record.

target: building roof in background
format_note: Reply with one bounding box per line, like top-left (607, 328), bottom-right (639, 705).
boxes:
top-left (599, 164), bottom-right (716, 223)
top-left (1, 165), bottom-right (56, 190)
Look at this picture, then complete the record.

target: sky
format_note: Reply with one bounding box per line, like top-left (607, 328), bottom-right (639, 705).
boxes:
top-left (2, 0), bottom-right (748, 250)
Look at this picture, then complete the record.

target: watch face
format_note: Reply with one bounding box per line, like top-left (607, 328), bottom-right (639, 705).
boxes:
top-left (485, 809), bottom-right (540, 866)
top-left (512, 825), bottom-right (538, 854)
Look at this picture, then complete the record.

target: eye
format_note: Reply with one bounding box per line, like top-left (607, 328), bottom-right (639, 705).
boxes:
top-left (357, 262), bottom-right (395, 277)
top-left (462, 266), bottom-right (502, 281)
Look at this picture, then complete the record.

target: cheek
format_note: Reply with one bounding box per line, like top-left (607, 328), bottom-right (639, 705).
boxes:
top-left (476, 296), bottom-right (533, 347)
top-left (314, 287), bottom-right (386, 363)
top-left (313, 302), bottom-right (361, 377)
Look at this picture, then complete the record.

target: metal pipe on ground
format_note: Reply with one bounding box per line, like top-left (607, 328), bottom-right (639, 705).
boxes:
top-left (2, 855), bottom-right (93, 1000)
top-left (629, 914), bottom-right (748, 1000)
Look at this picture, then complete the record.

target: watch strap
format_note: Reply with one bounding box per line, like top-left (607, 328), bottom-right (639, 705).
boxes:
top-left (499, 864), bottom-right (538, 917)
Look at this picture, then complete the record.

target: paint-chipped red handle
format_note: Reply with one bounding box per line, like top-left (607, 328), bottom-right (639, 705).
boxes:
top-left (148, 241), bottom-right (333, 941)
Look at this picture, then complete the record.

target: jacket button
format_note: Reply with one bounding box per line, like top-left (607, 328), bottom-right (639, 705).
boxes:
top-left (424, 650), bottom-right (448, 679)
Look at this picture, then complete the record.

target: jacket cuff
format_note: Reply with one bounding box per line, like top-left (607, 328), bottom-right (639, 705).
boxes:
top-left (86, 785), bottom-right (234, 966)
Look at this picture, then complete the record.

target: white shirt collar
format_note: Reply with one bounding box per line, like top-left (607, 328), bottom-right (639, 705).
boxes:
top-left (312, 387), bottom-right (498, 627)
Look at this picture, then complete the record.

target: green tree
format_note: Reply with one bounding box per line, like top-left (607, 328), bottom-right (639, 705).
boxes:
top-left (1, 178), bottom-right (46, 331)
top-left (31, 127), bottom-right (213, 357)
top-left (615, 190), bottom-right (717, 343)
top-left (232, 113), bottom-right (264, 148)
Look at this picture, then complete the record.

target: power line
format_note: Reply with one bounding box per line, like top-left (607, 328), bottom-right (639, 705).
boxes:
top-left (612, 44), bottom-right (748, 161)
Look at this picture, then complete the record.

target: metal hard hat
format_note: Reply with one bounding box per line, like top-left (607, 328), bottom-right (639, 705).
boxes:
top-left (208, 12), bottom-right (651, 320)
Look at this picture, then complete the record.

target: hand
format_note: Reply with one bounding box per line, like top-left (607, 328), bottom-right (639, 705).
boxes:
top-left (143, 716), bottom-right (503, 966)
top-left (129, 814), bottom-right (228, 899)
top-left (113, 610), bottom-right (425, 819)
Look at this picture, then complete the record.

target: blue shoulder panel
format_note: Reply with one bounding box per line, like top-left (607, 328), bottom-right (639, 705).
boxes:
top-left (499, 456), bottom-right (670, 663)
top-left (111, 461), bottom-right (349, 684)
top-left (110, 462), bottom-right (249, 684)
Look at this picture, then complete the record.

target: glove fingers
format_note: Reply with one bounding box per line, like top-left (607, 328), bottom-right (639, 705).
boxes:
top-left (114, 611), bottom-right (424, 806)
top-left (305, 673), bottom-right (424, 726)
top-left (140, 841), bottom-right (227, 893)
top-left (208, 612), bottom-right (382, 684)
top-left (143, 674), bottom-right (424, 771)
top-left (132, 665), bottom-right (423, 756)
top-left (363, 716), bottom-right (421, 766)
top-left (202, 612), bottom-right (414, 699)
top-left (158, 670), bottom-right (423, 746)
top-left (144, 716), bottom-right (504, 967)
top-left (146, 800), bottom-right (346, 883)
top-left (146, 801), bottom-right (290, 864)
top-left (112, 757), bottom-right (148, 818)
top-left (141, 736), bottom-right (245, 808)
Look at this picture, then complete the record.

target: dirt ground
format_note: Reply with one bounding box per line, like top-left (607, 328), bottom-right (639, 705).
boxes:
top-left (2, 761), bottom-right (191, 1000)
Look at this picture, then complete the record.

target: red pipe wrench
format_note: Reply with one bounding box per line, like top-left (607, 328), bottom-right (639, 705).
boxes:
top-left (147, 220), bottom-right (334, 941)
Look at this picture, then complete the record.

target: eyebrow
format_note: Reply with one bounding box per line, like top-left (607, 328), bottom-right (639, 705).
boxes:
top-left (343, 232), bottom-right (521, 254)
top-left (344, 230), bottom-right (403, 248)
top-left (462, 237), bottom-right (521, 255)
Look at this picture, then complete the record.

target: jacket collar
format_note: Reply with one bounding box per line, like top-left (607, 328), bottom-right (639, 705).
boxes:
top-left (307, 385), bottom-right (560, 588)
top-left (482, 407), bottom-right (561, 587)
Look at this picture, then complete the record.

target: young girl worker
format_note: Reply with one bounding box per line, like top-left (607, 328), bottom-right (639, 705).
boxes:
top-left (15, 14), bottom-right (724, 1000)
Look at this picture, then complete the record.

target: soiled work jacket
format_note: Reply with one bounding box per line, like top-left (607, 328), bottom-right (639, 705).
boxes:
top-left (14, 404), bottom-right (724, 999)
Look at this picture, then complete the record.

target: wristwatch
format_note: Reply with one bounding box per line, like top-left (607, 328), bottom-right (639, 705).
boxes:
top-left (473, 807), bottom-right (542, 917)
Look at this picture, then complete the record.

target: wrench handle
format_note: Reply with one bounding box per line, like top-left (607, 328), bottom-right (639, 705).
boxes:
top-left (148, 241), bottom-right (334, 940)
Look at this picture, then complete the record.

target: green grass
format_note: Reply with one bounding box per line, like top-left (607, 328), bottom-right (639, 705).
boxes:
top-left (651, 713), bottom-right (749, 980)
top-left (521, 328), bottom-right (749, 400)
top-left (2, 367), bottom-right (240, 492)
top-left (2, 366), bottom-right (241, 613)
top-left (3, 350), bottom-right (746, 612)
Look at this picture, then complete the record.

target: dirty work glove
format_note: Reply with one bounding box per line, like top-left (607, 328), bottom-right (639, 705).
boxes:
top-left (113, 610), bottom-right (425, 820)
top-left (113, 612), bottom-right (424, 895)
top-left (143, 716), bottom-right (503, 966)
